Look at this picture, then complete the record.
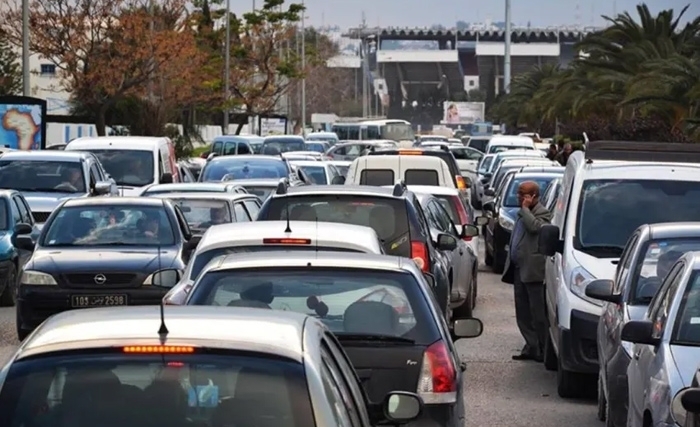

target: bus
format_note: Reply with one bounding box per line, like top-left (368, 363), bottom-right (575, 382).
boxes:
top-left (331, 119), bottom-right (414, 143)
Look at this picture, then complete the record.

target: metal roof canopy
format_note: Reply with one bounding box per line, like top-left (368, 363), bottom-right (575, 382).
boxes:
top-left (585, 141), bottom-right (700, 163)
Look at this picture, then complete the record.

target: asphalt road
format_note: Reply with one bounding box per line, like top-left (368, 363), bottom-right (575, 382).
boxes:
top-left (0, 240), bottom-right (600, 426)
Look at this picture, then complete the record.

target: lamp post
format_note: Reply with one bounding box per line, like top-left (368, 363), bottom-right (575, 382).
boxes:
top-left (223, 0), bottom-right (231, 134)
top-left (22, 0), bottom-right (29, 95)
top-left (300, 0), bottom-right (306, 135)
top-left (504, 0), bottom-right (512, 94)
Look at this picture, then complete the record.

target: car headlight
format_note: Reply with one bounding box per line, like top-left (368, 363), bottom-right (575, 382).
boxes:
top-left (21, 271), bottom-right (57, 285)
top-left (143, 269), bottom-right (182, 287)
top-left (498, 213), bottom-right (514, 231)
top-left (569, 266), bottom-right (603, 306)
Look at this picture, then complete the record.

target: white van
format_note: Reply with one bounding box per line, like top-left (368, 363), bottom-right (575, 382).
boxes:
top-left (66, 136), bottom-right (179, 196)
top-left (484, 135), bottom-right (536, 154)
top-left (346, 155), bottom-right (454, 188)
top-left (538, 141), bottom-right (700, 398)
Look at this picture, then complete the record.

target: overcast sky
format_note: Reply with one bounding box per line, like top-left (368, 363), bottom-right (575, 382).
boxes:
top-left (230, 0), bottom-right (698, 28)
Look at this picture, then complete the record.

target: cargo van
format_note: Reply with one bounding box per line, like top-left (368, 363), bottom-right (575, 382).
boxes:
top-left (66, 136), bottom-right (179, 196)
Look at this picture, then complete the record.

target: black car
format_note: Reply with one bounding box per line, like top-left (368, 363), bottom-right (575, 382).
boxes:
top-left (13, 197), bottom-right (196, 340)
top-left (256, 182), bottom-right (462, 318)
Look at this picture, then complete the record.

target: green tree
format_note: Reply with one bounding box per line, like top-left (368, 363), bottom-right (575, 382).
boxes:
top-left (0, 29), bottom-right (21, 96)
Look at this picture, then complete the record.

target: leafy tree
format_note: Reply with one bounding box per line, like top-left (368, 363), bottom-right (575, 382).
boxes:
top-left (0, 29), bottom-right (21, 95)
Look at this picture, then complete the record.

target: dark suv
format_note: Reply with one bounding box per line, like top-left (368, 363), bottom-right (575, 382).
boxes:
top-left (256, 182), bottom-right (456, 318)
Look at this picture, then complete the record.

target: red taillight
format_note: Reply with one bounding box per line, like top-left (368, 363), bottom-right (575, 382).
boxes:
top-left (417, 340), bottom-right (457, 403)
top-left (456, 175), bottom-right (467, 190)
top-left (410, 241), bottom-right (430, 272)
top-left (451, 196), bottom-right (472, 241)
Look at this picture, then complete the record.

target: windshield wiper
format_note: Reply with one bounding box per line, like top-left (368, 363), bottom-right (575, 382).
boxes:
top-left (578, 245), bottom-right (623, 257)
top-left (336, 334), bottom-right (415, 344)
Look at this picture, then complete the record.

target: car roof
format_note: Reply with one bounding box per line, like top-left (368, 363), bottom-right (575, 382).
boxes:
top-left (226, 178), bottom-right (283, 186)
top-left (62, 197), bottom-right (166, 207)
top-left (0, 151), bottom-right (90, 162)
top-left (647, 223), bottom-right (700, 240)
top-left (0, 189), bottom-right (18, 197)
top-left (488, 135), bottom-right (534, 144)
top-left (208, 155), bottom-right (284, 164)
top-left (67, 137), bottom-right (167, 150)
top-left (145, 183), bottom-right (235, 192)
top-left (403, 185), bottom-right (458, 196)
top-left (288, 160), bottom-right (327, 167)
top-left (263, 135), bottom-right (304, 141)
top-left (328, 160), bottom-right (351, 165)
top-left (511, 172), bottom-right (563, 180)
top-left (212, 136), bottom-right (252, 142)
top-left (148, 192), bottom-right (256, 202)
top-left (19, 306), bottom-right (308, 362)
top-left (196, 221), bottom-right (383, 253)
top-left (274, 184), bottom-right (406, 199)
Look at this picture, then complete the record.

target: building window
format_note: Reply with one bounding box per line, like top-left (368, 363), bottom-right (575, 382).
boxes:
top-left (469, 80), bottom-right (475, 87)
top-left (40, 64), bottom-right (56, 76)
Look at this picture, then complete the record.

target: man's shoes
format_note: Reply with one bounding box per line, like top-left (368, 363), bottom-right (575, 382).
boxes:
top-left (512, 351), bottom-right (544, 362)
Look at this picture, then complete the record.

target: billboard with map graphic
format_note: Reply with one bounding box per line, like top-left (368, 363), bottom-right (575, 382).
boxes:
top-left (0, 96), bottom-right (47, 150)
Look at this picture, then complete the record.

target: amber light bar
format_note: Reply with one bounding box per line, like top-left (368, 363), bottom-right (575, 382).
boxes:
top-left (397, 150), bottom-right (423, 155)
top-left (263, 238), bottom-right (311, 245)
top-left (122, 345), bottom-right (195, 354)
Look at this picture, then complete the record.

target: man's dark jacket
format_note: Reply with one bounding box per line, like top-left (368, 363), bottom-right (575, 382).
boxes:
top-left (502, 202), bottom-right (552, 284)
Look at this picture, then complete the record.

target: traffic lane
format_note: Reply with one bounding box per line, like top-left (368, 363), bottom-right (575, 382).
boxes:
top-left (456, 259), bottom-right (599, 427)
top-left (0, 306), bottom-right (18, 362)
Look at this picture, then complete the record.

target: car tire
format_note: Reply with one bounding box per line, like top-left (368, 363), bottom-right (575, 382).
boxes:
top-left (493, 247), bottom-right (505, 274)
top-left (471, 192), bottom-right (482, 210)
top-left (0, 264), bottom-right (17, 307)
top-left (543, 328), bottom-right (558, 371)
top-left (597, 375), bottom-right (607, 421)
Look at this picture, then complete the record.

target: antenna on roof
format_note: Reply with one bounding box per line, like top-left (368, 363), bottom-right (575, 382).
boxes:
top-left (284, 199), bottom-right (292, 233)
top-left (158, 301), bottom-right (169, 339)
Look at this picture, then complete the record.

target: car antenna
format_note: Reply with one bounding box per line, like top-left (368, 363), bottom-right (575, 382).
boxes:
top-left (156, 206), bottom-right (168, 340)
top-left (284, 199), bottom-right (292, 233)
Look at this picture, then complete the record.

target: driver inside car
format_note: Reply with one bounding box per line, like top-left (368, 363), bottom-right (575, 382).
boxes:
top-left (56, 167), bottom-right (85, 192)
top-left (637, 249), bottom-right (684, 300)
top-left (227, 282), bottom-right (274, 309)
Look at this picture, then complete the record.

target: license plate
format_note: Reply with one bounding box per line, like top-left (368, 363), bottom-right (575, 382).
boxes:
top-left (71, 294), bottom-right (128, 308)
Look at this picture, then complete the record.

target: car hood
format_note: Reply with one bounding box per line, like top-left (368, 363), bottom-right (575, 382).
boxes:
top-left (29, 247), bottom-right (179, 273)
top-left (572, 249), bottom-right (618, 280)
top-left (23, 192), bottom-right (87, 212)
top-left (670, 345), bottom-right (700, 387)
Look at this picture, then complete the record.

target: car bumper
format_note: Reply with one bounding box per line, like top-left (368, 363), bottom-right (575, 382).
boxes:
top-left (558, 309), bottom-right (599, 374)
top-left (409, 401), bottom-right (462, 427)
top-left (16, 284), bottom-right (168, 331)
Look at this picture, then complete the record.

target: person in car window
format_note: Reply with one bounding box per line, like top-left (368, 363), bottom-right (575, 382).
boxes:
top-left (637, 250), bottom-right (684, 300)
top-left (502, 181), bottom-right (552, 362)
top-left (200, 207), bottom-right (228, 228)
top-left (141, 213), bottom-right (160, 238)
top-left (57, 167), bottom-right (84, 192)
top-left (228, 283), bottom-right (274, 309)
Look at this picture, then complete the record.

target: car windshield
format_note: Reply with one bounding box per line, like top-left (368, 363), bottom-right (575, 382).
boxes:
top-left (189, 268), bottom-right (436, 344)
top-left (169, 199), bottom-right (232, 233)
top-left (630, 238), bottom-right (700, 304)
top-left (264, 195), bottom-right (411, 257)
top-left (304, 143), bottom-right (326, 153)
top-left (297, 166), bottom-right (327, 185)
top-left (468, 138), bottom-right (490, 152)
top-left (201, 160), bottom-right (288, 182)
top-left (42, 205), bottom-right (175, 246)
top-left (503, 176), bottom-right (559, 207)
top-left (450, 148), bottom-right (483, 161)
top-left (489, 145), bottom-right (533, 154)
top-left (187, 246), bottom-right (362, 280)
top-left (87, 150), bottom-right (154, 187)
top-left (478, 156), bottom-right (494, 173)
top-left (0, 160), bottom-right (86, 193)
top-left (0, 352), bottom-right (313, 427)
top-left (673, 270), bottom-right (700, 346)
top-left (577, 180), bottom-right (700, 258)
top-left (261, 139), bottom-right (305, 154)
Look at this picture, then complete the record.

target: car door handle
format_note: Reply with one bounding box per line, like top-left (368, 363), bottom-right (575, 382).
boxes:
top-left (459, 249), bottom-right (464, 255)
top-left (549, 256), bottom-right (555, 262)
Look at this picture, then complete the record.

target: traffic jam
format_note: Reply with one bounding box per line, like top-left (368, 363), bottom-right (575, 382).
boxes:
top-left (1, 131), bottom-right (700, 427)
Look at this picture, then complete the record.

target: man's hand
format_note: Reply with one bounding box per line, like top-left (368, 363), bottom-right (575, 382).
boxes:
top-left (521, 194), bottom-right (534, 209)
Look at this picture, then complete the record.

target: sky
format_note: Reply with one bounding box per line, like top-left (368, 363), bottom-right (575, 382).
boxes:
top-left (229, 0), bottom-right (698, 29)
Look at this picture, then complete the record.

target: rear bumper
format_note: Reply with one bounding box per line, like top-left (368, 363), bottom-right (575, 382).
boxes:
top-left (558, 309), bottom-right (599, 374)
top-left (409, 401), bottom-right (462, 427)
top-left (17, 284), bottom-right (167, 332)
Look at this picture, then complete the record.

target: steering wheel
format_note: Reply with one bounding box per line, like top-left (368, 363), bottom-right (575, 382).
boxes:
top-left (54, 183), bottom-right (78, 192)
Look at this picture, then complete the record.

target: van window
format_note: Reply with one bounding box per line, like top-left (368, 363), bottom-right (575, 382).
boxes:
top-left (84, 150), bottom-right (155, 187)
top-left (212, 141), bottom-right (223, 155)
top-left (404, 169), bottom-right (439, 186)
top-left (224, 142), bottom-right (237, 156)
top-left (359, 170), bottom-right (394, 186)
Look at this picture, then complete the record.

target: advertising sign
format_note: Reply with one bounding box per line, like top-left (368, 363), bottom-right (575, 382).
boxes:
top-left (0, 96), bottom-right (47, 150)
top-left (442, 101), bottom-right (485, 125)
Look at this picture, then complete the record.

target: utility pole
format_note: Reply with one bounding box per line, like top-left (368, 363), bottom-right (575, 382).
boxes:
top-left (148, 0), bottom-right (155, 101)
top-left (21, 0), bottom-right (29, 95)
top-left (223, 0), bottom-right (231, 134)
top-left (503, 0), bottom-right (512, 94)
top-left (300, 0), bottom-right (306, 135)
top-left (361, 12), bottom-right (367, 117)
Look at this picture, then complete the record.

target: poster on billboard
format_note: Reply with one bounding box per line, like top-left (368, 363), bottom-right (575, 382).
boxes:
top-left (442, 101), bottom-right (485, 125)
top-left (0, 96), bottom-right (47, 150)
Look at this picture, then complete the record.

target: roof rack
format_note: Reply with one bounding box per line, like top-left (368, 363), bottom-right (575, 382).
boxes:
top-left (392, 180), bottom-right (407, 197)
top-left (585, 141), bottom-right (700, 163)
top-left (276, 179), bottom-right (289, 195)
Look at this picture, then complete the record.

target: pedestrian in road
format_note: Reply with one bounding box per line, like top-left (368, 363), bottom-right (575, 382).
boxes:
top-left (502, 181), bottom-right (552, 362)
top-left (546, 143), bottom-right (558, 161)
top-left (555, 143), bottom-right (573, 166)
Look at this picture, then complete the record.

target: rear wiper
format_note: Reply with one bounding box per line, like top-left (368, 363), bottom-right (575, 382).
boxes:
top-left (336, 334), bottom-right (415, 344)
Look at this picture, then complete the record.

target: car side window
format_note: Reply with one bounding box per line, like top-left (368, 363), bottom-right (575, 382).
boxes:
top-left (320, 359), bottom-right (354, 427)
top-left (13, 196), bottom-right (32, 224)
top-left (17, 197), bottom-right (34, 225)
top-left (212, 141), bottom-right (223, 155)
top-left (421, 201), bottom-right (440, 231)
top-left (614, 233), bottom-right (640, 293)
top-left (243, 200), bottom-right (260, 219)
top-left (323, 334), bottom-right (372, 426)
top-left (8, 197), bottom-right (20, 224)
top-left (89, 163), bottom-right (100, 190)
top-left (233, 203), bottom-right (251, 222)
top-left (224, 142), bottom-right (237, 156)
top-left (431, 201), bottom-right (458, 236)
top-left (321, 344), bottom-right (363, 427)
top-left (648, 262), bottom-right (685, 339)
top-left (411, 196), bottom-right (430, 235)
top-left (172, 206), bottom-right (191, 238)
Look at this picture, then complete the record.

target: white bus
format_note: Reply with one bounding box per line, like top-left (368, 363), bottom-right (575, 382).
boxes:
top-left (331, 119), bottom-right (414, 143)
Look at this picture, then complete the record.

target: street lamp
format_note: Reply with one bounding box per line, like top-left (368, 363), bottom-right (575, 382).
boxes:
top-left (22, 0), bottom-right (29, 95)
top-left (223, 0), bottom-right (231, 134)
top-left (504, 0), bottom-right (512, 94)
top-left (300, 0), bottom-right (306, 135)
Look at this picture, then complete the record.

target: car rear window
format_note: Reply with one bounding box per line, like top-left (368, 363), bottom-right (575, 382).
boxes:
top-left (0, 353), bottom-right (314, 427)
top-left (188, 267), bottom-right (440, 345)
top-left (263, 195), bottom-right (411, 256)
top-left (189, 246), bottom-right (362, 280)
top-left (468, 138), bottom-right (489, 152)
top-left (404, 169), bottom-right (439, 186)
top-left (360, 169), bottom-right (394, 186)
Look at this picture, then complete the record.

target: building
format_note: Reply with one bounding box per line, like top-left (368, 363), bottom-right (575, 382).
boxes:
top-left (26, 52), bottom-right (71, 115)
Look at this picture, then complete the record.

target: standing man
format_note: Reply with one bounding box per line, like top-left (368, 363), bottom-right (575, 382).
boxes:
top-left (555, 143), bottom-right (573, 166)
top-left (502, 181), bottom-right (552, 362)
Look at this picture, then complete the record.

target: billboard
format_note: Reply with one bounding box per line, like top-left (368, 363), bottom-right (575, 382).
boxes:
top-left (0, 96), bottom-right (47, 150)
top-left (442, 101), bottom-right (485, 125)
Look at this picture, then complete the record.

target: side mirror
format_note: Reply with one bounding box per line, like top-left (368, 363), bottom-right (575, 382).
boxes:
top-left (14, 223), bottom-right (32, 235)
top-left (14, 235), bottom-right (35, 251)
top-left (453, 318), bottom-right (483, 338)
top-left (151, 269), bottom-right (180, 287)
top-left (331, 175), bottom-right (345, 185)
top-left (621, 320), bottom-right (659, 346)
top-left (381, 392), bottom-right (422, 423)
top-left (160, 173), bottom-right (173, 184)
top-left (484, 188), bottom-right (496, 197)
top-left (423, 273), bottom-right (436, 288)
top-left (296, 168), bottom-right (310, 184)
top-left (436, 233), bottom-right (458, 251)
top-left (482, 201), bottom-right (495, 212)
top-left (538, 224), bottom-right (563, 256)
top-left (207, 152), bottom-right (218, 161)
top-left (93, 181), bottom-right (111, 195)
top-left (475, 216), bottom-right (489, 226)
top-left (672, 388), bottom-right (700, 425)
top-left (461, 224), bottom-right (479, 238)
top-left (585, 279), bottom-right (620, 304)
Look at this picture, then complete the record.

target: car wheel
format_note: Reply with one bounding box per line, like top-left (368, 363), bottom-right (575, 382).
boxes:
top-left (597, 375), bottom-right (607, 421)
top-left (471, 190), bottom-right (482, 209)
top-left (0, 263), bottom-right (17, 307)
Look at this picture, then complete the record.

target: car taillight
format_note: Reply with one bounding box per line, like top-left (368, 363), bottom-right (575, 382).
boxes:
top-left (410, 241), bottom-right (430, 272)
top-left (417, 340), bottom-right (457, 404)
top-left (451, 196), bottom-right (472, 241)
top-left (456, 175), bottom-right (467, 190)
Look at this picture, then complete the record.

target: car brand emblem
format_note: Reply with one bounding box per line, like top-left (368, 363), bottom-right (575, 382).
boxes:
top-left (94, 274), bottom-right (107, 285)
